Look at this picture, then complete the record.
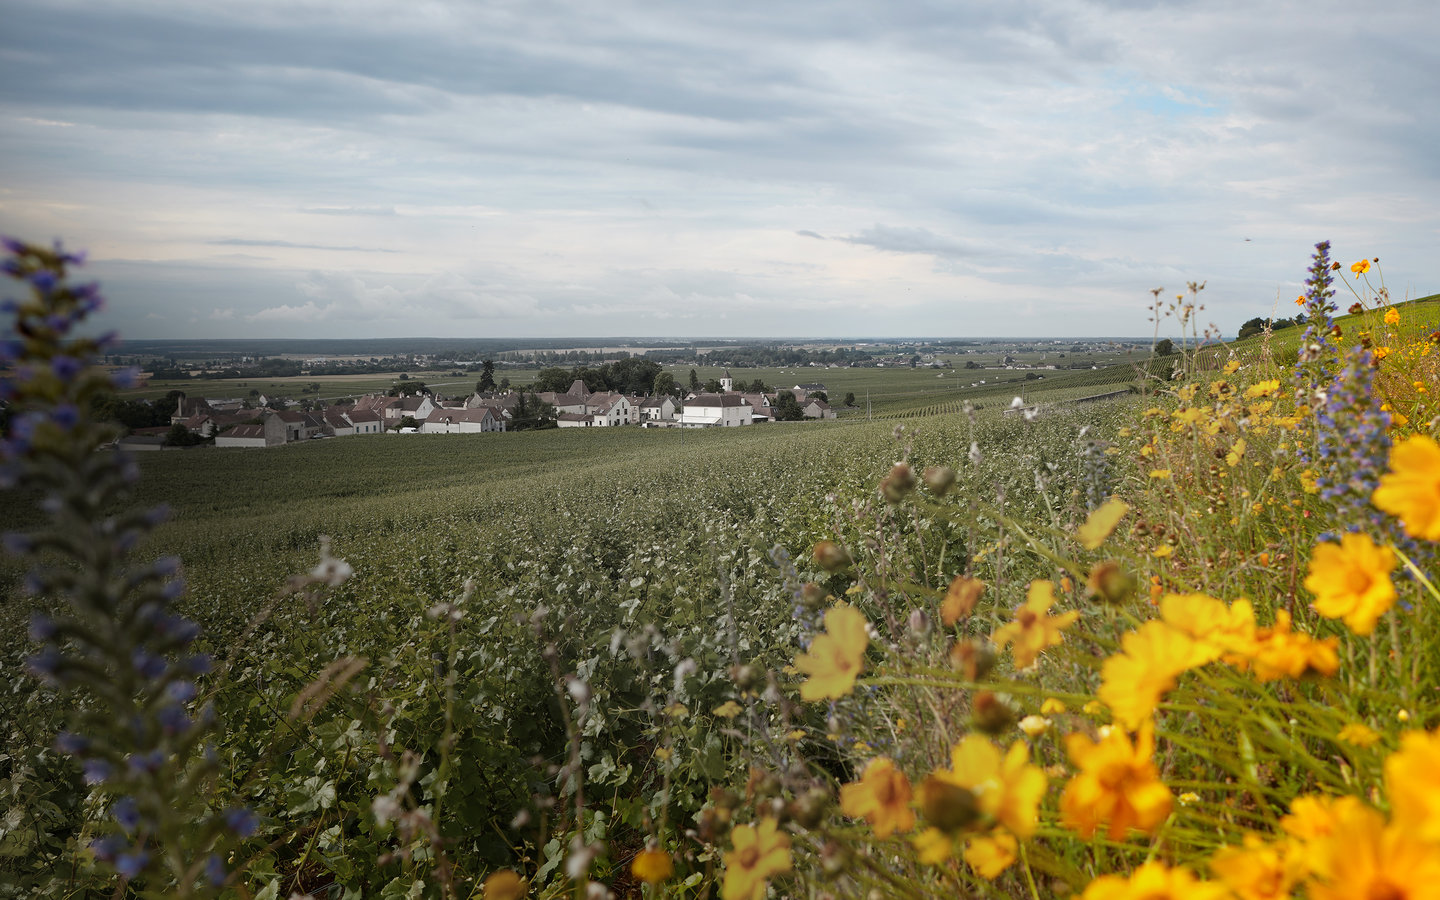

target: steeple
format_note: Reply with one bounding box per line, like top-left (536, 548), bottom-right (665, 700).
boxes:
top-left (720, 368), bottom-right (733, 392)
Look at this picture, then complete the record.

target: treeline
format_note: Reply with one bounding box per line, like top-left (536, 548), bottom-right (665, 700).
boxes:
top-left (529, 359), bottom-right (669, 396)
top-left (642, 345), bottom-right (873, 367)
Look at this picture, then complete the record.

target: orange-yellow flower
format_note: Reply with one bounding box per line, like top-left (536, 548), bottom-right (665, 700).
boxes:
top-left (1303, 533), bottom-right (1396, 636)
top-left (631, 848), bottom-right (674, 884)
top-left (1098, 621), bottom-right (1204, 729)
top-left (1304, 802), bottom-right (1440, 900)
top-left (721, 819), bottom-right (791, 900)
top-left (1373, 435), bottom-right (1440, 540)
top-left (839, 757), bottom-right (915, 838)
top-left (1060, 722), bottom-right (1172, 840)
top-left (1351, 259), bottom-right (1371, 276)
top-left (940, 575), bottom-right (985, 624)
top-left (992, 580), bottom-right (1079, 669)
top-left (913, 735), bottom-right (1046, 862)
top-left (1079, 861), bottom-right (1228, 900)
top-left (1159, 593), bottom-right (1257, 664)
top-left (1336, 722), bottom-right (1381, 748)
top-left (962, 830), bottom-right (1017, 879)
top-left (1209, 834), bottom-right (1303, 900)
top-left (1247, 610), bottom-right (1339, 682)
top-left (1077, 497), bottom-right (1130, 550)
top-left (483, 870), bottom-right (526, 900)
top-left (1384, 727), bottom-right (1440, 843)
top-left (794, 604), bottom-right (868, 701)
top-left (1385, 307), bottom-right (1401, 325)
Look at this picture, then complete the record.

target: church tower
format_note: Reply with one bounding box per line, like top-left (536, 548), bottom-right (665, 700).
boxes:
top-left (720, 369), bottom-right (733, 392)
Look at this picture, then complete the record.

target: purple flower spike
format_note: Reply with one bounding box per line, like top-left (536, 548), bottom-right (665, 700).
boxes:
top-left (83, 758), bottom-right (113, 785)
top-left (114, 797), bottom-right (141, 832)
top-left (30, 270), bottom-right (56, 293)
top-left (51, 356), bottom-right (83, 380)
top-left (90, 835), bottom-right (125, 862)
top-left (224, 807), bottom-right (259, 838)
top-left (112, 366), bottom-right (142, 389)
top-left (125, 749), bottom-right (165, 774)
top-left (55, 731), bottom-right (89, 754)
top-left (206, 854), bottom-right (227, 886)
top-left (4, 531), bottom-right (34, 555)
top-left (25, 646), bottom-right (62, 681)
top-left (160, 578), bottom-right (186, 600)
top-left (115, 849), bottom-right (149, 879)
top-left (26, 611), bottom-right (54, 640)
top-left (165, 680), bottom-right (198, 702)
top-left (154, 556), bottom-right (182, 577)
top-left (186, 653), bottom-right (214, 675)
top-left (51, 404), bottom-right (80, 429)
top-left (131, 649), bottom-right (167, 679)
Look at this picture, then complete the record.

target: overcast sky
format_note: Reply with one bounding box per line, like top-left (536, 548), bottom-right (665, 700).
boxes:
top-left (1, 1), bottom-right (1435, 340)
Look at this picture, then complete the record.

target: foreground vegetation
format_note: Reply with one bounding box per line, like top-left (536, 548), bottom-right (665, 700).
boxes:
top-left (5, 239), bottom-right (1440, 900)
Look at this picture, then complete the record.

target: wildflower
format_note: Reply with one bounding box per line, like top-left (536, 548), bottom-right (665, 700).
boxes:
top-left (1152, 545), bottom-right (1174, 558)
top-left (1351, 259), bottom-right (1371, 276)
top-left (1079, 861), bottom-right (1228, 900)
top-left (1178, 792), bottom-right (1200, 806)
top-left (839, 757), bottom-right (915, 838)
top-left (631, 848), bottom-right (674, 885)
top-left (1041, 698), bottom-right (1067, 715)
top-left (721, 819), bottom-right (791, 900)
top-left (940, 575), bottom-right (985, 625)
top-left (1373, 435), bottom-right (1440, 540)
top-left (1305, 802), bottom-right (1440, 900)
top-left (483, 869), bottom-right (527, 900)
top-left (1061, 722), bottom-right (1172, 839)
top-left (1247, 610), bottom-right (1340, 682)
top-left (1385, 727), bottom-right (1440, 843)
top-left (1077, 497), bottom-right (1130, 550)
top-left (1098, 621), bottom-right (1205, 729)
top-left (1303, 533), bottom-right (1396, 636)
top-left (712, 701), bottom-right (743, 719)
top-left (793, 603), bottom-right (868, 701)
top-left (1018, 715), bottom-right (1049, 738)
top-left (1385, 307), bottom-right (1400, 325)
top-left (1159, 593), bottom-right (1257, 664)
top-left (1336, 722), bottom-right (1381, 748)
top-left (914, 737), bottom-right (1044, 863)
top-left (1209, 834), bottom-right (1303, 900)
top-left (963, 831), bottom-right (1017, 879)
top-left (992, 580), bottom-right (1079, 669)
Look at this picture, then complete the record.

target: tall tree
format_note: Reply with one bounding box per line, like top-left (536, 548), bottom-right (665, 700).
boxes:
top-left (653, 371), bottom-right (676, 397)
top-left (688, 368), bottom-right (701, 391)
top-left (477, 359), bottom-right (496, 392)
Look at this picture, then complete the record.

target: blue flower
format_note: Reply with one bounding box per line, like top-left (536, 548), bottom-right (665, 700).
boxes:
top-left (54, 731), bottom-right (89, 754)
top-left (113, 796), bottom-right (141, 832)
top-left (224, 807), bottom-right (258, 838)
top-left (205, 854), bottom-right (227, 886)
top-left (114, 848), bottom-right (149, 879)
top-left (83, 758), bottom-right (113, 785)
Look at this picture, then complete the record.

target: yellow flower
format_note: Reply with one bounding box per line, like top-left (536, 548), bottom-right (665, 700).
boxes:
top-left (1077, 497), bottom-right (1130, 550)
top-left (1295, 294), bottom-right (1306, 307)
top-left (483, 870), bottom-right (526, 900)
top-left (1303, 533), bottom-right (1396, 636)
top-left (1079, 861), bottom-right (1228, 900)
top-left (631, 848), bottom-right (674, 885)
top-left (794, 604), bottom-right (868, 701)
top-left (839, 757), bottom-right (915, 839)
top-left (1386, 307), bottom-right (1401, 325)
top-left (1226, 438), bottom-right (1246, 467)
top-left (1336, 722), bottom-right (1381, 748)
top-left (1178, 791), bottom-right (1200, 805)
top-left (721, 819), bottom-right (791, 900)
top-left (1373, 435), bottom-right (1440, 540)
top-left (1305, 802), bottom-right (1440, 900)
top-left (992, 581), bottom-right (1079, 669)
top-left (922, 736), bottom-right (1046, 840)
top-left (1041, 697), bottom-right (1067, 715)
top-left (1247, 609), bottom-right (1340, 682)
top-left (1351, 259), bottom-right (1371, 276)
top-left (940, 574), bottom-right (986, 625)
top-left (1152, 544), bottom-right (1174, 558)
top-left (1150, 468), bottom-right (1172, 479)
top-left (1098, 621), bottom-right (1205, 729)
top-left (1160, 593), bottom-right (1258, 664)
top-left (1385, 727), bottom-right (1440, 843)
top-left (1018, 715), bottom-right (1050, 738)
top-left (963, 831), bottom-right (1017, 880)
top-left (1209, 834), bottom-right (1303, 900)
top-left (1244, 379), bottom-right (1281, 399)
top-left (712, 700), bottom-right (743, 718)
top-left (1061, 722), bottom-right (1172, 840)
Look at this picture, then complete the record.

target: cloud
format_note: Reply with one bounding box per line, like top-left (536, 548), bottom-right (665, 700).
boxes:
top-left (840, 224), bottom-right (991, 260)
top-left (794, 230), bottom-right (826, 240)
top-left (209, 239), bottom-right (397, 253)
top-left (248, 301), bottom-right (343, 324)
top-left (299, 206), bottom-right (397, 216)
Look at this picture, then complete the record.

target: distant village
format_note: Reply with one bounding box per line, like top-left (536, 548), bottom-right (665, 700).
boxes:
top-left (118, 371), bottom-right (836, 451)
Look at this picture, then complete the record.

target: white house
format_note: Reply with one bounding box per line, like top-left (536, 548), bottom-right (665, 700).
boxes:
top-left (676, 393), bottom-right (753, 427)
top-left (421, 407), bottom-right (504, 433)
top-left (585, 392), bottom-right (634, 426)
top-left (638, 396), bottom-right (676, 422)
top-left (802, 398), bottom-right (837, 420)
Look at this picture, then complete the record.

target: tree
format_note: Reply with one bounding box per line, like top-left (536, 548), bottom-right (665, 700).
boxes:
top-left (844, 392), bottom-right (856, 407)
top-left (534, 367), bottom-right (574, 393)
top-left (653, 371), bottom-right (676, 398)
top-left (1154, 338), bottom-right (1177, 356)
top-left (395, 415), bottom-right (419, 431)
top-left (702, 378), bottom-right (723, 393)
top-left (773, 391), bottom-right (805, 421)
top-left (499, 377), bottom-right (511, 392)
top-left (688, 368), bottom-right (701, 391)
top-left (810, 391), bottom-right (828, 403)
top-left (748, 378), bottom-right (769, 392)
top-left (477, 359), bottom-right (496, 392)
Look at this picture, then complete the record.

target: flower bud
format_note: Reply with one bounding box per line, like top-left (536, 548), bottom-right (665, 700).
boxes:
top-left (729, 663), bottom-right (763, 693)
top-left (922, 465), bottom-right (956, 496)
top-left (907, 608), bottom-right (931, 638)
top-left (747, 768), bottom-right (783, 801)
top-left (971, 690), bottom-right (1017, 735)
top-left (948, 639), bottom-right (995, 681)
top-left (1086, 561), bottom-right (1136, 604)
top-left (788, 786), bottom-right (830, 829)
top-left (879, 462), bottom-right (917, 503)
top-left (919, 775), bottom-right (980, 833)
top-left (812, 541), bottom-right (852, 572)
top-left (799, 582), bottom-right (828, 610)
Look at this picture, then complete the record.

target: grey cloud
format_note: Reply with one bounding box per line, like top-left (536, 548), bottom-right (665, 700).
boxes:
top-left (840, 225), bottom-right (991, 259)
top-left (795, 230), bottom-right (826, 240)
top-left (299, 207), bottom-right (398, 217)
top-left (208, 239), bottom-right (397, 253)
